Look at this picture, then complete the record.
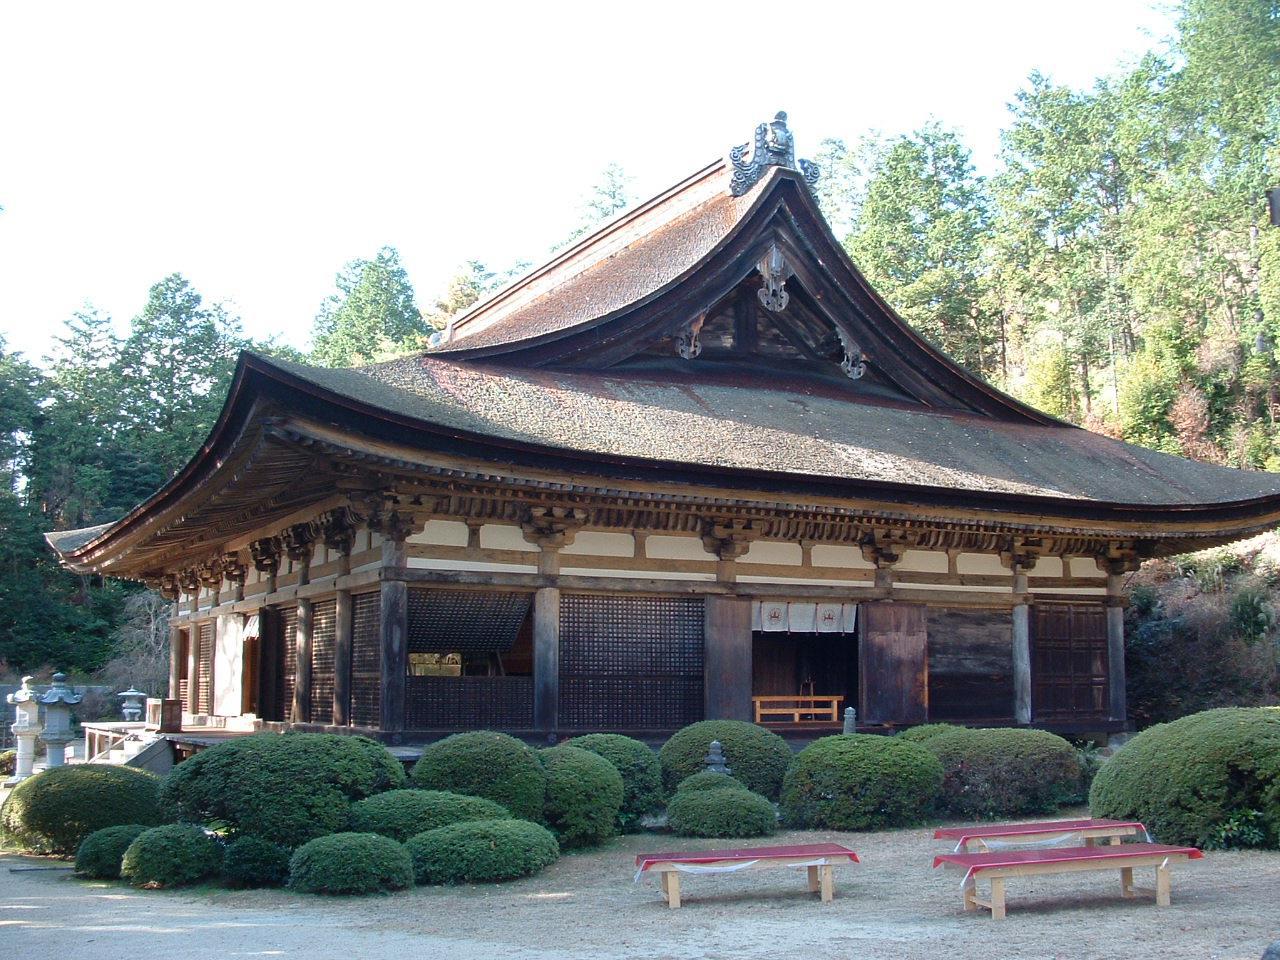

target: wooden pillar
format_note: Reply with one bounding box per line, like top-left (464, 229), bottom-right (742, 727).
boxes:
top-left (167, 619), bottom-right (183, 701)
top-left (703, 596), bottom-right (752, 721)
top-left (334, 589), bottom-right (353, 725)
top-left (533, 585), bottom-right (560, 733)
top-left (1011, 563), bottom-right (1032, 725)
top-left (285, 523), bottom-right (316, 724)
top-left (1106, 571), bottom-right (1127, 723)
top-left (184, 598), bottom-right (199, 715)
top-left (379, 521), bottom-right (411, 737)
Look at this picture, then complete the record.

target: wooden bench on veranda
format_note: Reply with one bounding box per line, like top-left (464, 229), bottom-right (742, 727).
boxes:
top-left (932, 818), bottom-right (1202, 920)
top-left (635, 843), bottom-right (859, 909)
top-left (752, 695), bottom-right (844, 724)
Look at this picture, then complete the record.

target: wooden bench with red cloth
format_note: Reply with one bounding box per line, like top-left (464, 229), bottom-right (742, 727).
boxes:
top-left (934, 817), bottom-right (1149, 852)
top-left (634, 842), bottom-right (859, 909)
top-left (932, 843), bottom-right (1203, 919)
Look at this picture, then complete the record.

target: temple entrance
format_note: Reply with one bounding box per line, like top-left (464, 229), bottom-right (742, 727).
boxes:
top-left (750, 601), bottom-right (858, 725)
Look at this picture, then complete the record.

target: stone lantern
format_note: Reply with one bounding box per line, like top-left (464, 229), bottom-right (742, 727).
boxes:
top-left (5, 677), bottom-right (42, 785)
top-left (38, 673), bottom-right (82, 770)
top-left (118, 687), bottom-right (146, 722)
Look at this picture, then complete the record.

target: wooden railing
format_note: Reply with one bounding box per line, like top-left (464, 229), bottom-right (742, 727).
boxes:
top-left (753, 695), bottom-right (845, 724)
top-left (82, 722), bottom-right (146, 763)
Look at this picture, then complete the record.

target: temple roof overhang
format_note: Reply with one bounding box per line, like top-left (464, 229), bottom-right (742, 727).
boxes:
top-left (44, 112), bottom-right (1280, 578)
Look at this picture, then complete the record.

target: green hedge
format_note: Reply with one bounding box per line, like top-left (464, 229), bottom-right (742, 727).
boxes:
top-left (675, 771), bottom-right (745, 794)
top-left (666, 787), bottom-right (777, 838)
top-left (121, 824), bottom-right (222, 888)
top-left (75, 824), bottom-right (150, 879)
top-left (539, 745), bottom-right (623, 849)
top-left (411, 732), bottom-right (546, 821)
top-left (288, 832), bottom-right (413, 895)
top-left (781, 734), bottom-right (943, 830)
top-left (222, 835), bottom-right (291, 888)
top-left (160, 733), bottom-right (405, 848)
top-left (406, 819), bottom-right (560, 885)
top-left (1090, 707), bottom-right (1280, 848)
top-left (924, 728), bottom-right (1082, 819)
top-left (349, 789), bottom-right (510, 843)
top-left (564, 734), bottom-right (663, 830)
top-left (659, 721), bottom-right (792, 799)
top-left (895, 723), bottom-right (964, 743)
top-left (1, 764), bottom-right (165, 854)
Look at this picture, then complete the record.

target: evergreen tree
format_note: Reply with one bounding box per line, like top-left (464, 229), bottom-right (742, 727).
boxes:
top-left (311, 246), bottom-right (424, 366)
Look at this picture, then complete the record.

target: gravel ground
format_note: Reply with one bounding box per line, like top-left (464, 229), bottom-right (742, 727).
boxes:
top-left (2, 823), bottom-right (1277, 960)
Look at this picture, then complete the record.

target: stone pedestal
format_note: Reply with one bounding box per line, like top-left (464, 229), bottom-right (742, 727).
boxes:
top-left (5, 676), bottom-right (42, 785)
top-left (38, 673), bottom-right (82, 770)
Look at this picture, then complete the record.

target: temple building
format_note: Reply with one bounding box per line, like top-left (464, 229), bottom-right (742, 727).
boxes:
top-left (48, 112), bottom-right (1280, 743)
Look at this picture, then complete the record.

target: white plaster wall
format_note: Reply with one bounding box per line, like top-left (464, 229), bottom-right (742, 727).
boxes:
top-left (480, 523), bottom-right (538, 552)
top-left (1028, 586), bottom-right (1107, 596)
top-left (956, 553), bottom-right (1008, 575)
top-left (811, 545), bottom-right (875, 569)
top-left (562, 531), bottom-right (635, 557)
top-left (407, 557), bottom-right (539, 574)
top-left (560, 566), bottom-right (716, 581)
top-left (895, 550), bottom-right (948, 573)
top-left (741, 541), bottom-right (803, 565)
top-left (1034, 556), bottom-right (1065, 578)
top-left (213, 615), bottom-right (243, 716)
top-left (1069, 557), bottom-right (1106, 578)
top-left (412, 519), bottom-right (470, 546)
top-left (736, 574), bottom-right (867, 587)
top-left (645, 535), bottom-right (710, 560)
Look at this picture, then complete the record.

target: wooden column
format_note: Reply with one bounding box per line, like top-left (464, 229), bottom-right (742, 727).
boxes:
top-left (284, 523), bottom-right (316, 724)
top-left (167, 619), bottom-right (183, 701)
top-left (322, 508), bottom-right (358, 727)
top-left (378, 515), bottom-right (413, 737)
top-left (1106, 571), bottom-right (1127, 723)
top-left (522, 507), bottom-right (585, 735)
top-left (1011, 563), bottom-right (1032, 725)
top-left (703, 596), bottom-right (752, 721)
top-left (180, 576), bottom-right (200, 715)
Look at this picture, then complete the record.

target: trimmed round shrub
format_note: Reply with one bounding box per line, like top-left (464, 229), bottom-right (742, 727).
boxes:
top-left (160, 733), bottom-right (405, 848)
top-left (1090, 707), bottom-right (1280, 848)
top-left (896, 723), bottom-right (964, 744)
top-left (659, 721), bottom-right (792, 799)
top-left (666, 787), bottom-right (777, 838)
top-left (406, 819), bottom-right (559, 885)
top-left (1, 764), bottom-right (165, 854)
top-left (75, 824), bottom-right (150, 879)
top-left (222, 835), bottom-right (291, 888)
top-left (411, 731), bottom-right (545, 821)
top-left (349, 789), bottom-right (509, 843)
top-left (565, 734), bottom-right (663, 830)
top-left (539, 745), bottom-right (623, 849)
top-left (675, 771), bottom-right (745, 793)
top-left (924, 727), bottom-right (1081, 819)
top-left (288, 832), bottom-right (413, 895)
top-left (121, 824), bottom-right (222, 888)
top-left (781, 734), bottom-right (943, 830)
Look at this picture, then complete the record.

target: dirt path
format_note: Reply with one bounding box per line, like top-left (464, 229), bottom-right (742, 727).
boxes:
top-left (2, 826), bottom-right (1276, 959)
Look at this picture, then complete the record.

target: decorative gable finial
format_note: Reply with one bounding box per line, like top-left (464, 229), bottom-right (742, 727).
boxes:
top-left (728, 111), bottom-right (821, 196)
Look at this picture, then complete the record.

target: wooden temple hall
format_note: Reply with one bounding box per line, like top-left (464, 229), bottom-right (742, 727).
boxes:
top-left (49, 112), bottom-right (1280, 742)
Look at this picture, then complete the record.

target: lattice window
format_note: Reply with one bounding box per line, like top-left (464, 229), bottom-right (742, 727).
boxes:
top-left (196, 621), bottom-right (214, 714)
top-left (404, 677), bottom-right (533, 729)
top-left (310, 598), bottom-right (337, 724)
top-left (1032, 604), bottom-right (1109, 720)
top-left (559, 594), bottom-right (704, 729)
top-left (407, 589), bottom-right (531, 654)
top-left (279, 606), bottom-right (298, 720)
top-left (350, 592), bottom-right (380, 727)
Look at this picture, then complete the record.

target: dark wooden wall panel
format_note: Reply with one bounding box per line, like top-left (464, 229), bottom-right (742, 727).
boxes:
top-left (350, 592), bottom-right (381, 727)
top-left (705, 597), bottom-right (752, 721)
top-left (405, 676), bottom-right (533, 728)
top-left (310, 598), bottom-right (337, 724)
top-left (860, 602), bottom-right (927, 724)
top-left (1032, 603), bottom-right (1109, 720)
top-left (927, 607), bottom-right (1014, 721)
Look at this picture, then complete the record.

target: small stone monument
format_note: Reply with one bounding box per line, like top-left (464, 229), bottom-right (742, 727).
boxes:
top-left (6, 677), bottom-right (42, 785)
top-left (38, 673), bottom-right (82, 769)
top-left (704, 740), bottom-right (731, 775)
top-left (843, 707), bottom-right (857, 735)
top-left (118, 687), bottom-right (146, 722)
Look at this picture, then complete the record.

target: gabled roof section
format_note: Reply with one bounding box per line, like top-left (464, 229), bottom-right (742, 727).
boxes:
top-left (427, 131), bottom-right (1054, 425)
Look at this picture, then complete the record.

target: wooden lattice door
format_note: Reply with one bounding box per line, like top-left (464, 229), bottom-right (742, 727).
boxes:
top-left (1031, 604), bottom-right (1109, 720)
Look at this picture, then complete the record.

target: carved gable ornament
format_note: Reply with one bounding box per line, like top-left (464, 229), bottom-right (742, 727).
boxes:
top-left (728, 111), bottom-right (820, 197)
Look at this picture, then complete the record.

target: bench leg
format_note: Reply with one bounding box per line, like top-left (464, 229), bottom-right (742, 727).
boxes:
top-left (807, 865), bottom-right (819, 893)
top-left (1155, 864), bottom-right (1171, 907)
top-left (963, 883), bottom-right (978, 912)
top-left (989, 878), bottom-right (1006, 920)
top-left (1120, 866), bottom-right (1135, 898)
top-left (820, 865), bottom-right (834, 903)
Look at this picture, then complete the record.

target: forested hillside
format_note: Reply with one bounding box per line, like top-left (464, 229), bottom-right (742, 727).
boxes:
top-left (0, 0), bottom-right (1276, 709)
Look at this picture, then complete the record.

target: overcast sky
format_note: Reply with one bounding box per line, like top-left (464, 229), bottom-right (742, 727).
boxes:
top-left (0, 1), bottom-right (1176, 362)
